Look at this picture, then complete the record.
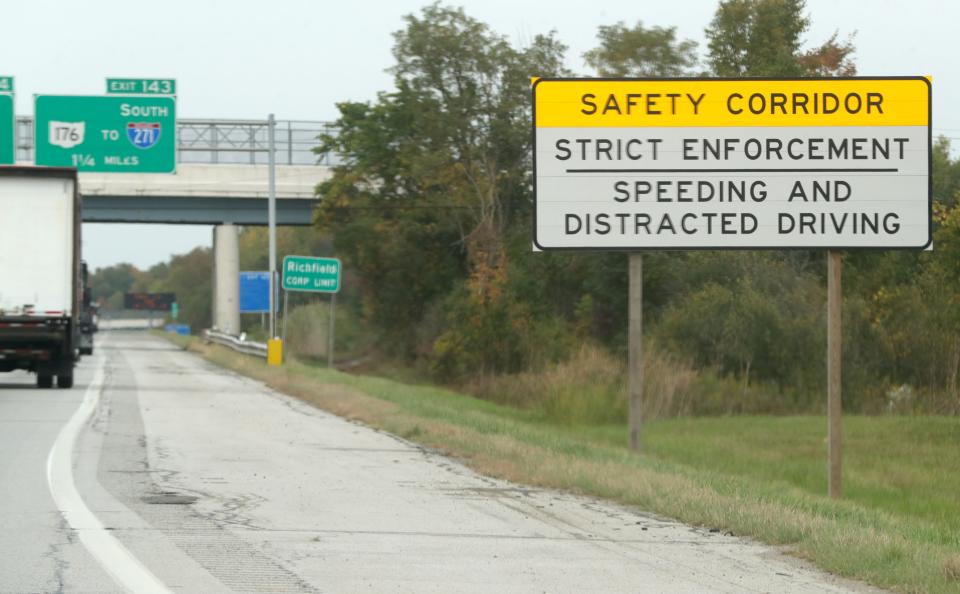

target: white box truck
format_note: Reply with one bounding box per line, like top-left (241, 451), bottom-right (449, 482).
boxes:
top-left (0, 167), bottom-right (81, 388)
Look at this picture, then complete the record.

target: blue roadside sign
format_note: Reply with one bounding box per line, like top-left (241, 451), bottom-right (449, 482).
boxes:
top-left (240, 271), bottom-right (270, 313)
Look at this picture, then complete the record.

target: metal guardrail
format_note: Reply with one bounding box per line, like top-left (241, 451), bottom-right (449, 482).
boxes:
top-left (16, 117), bottom-right (341, 166)
top-left (99, 318), bottom-right (163, 330)
top-left (204, 329), bottom-right (267, 358)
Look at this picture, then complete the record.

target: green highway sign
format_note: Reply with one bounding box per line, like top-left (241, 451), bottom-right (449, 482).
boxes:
top-left (0, 95), bottom-right (12, 165)
top-left (282, 256), bottom-right (341, 293)
top-left (34, 95), bottom-right (176, 173)
top-left (106, 78), bottom-right (176, 95)
top-left (0, 77), bottom-right (13, 165)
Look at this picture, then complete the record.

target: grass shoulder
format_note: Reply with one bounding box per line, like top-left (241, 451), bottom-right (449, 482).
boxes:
top-left (149, 329), bottom-right (193, 349)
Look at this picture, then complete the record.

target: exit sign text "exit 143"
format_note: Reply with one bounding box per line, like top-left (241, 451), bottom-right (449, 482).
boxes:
top-left (281, 256), bottom-right (341, 293)
top-left (107, 78), bottom-right (176, 95)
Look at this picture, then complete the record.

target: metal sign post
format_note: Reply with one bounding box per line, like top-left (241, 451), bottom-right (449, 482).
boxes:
top-left (268, 115), bottom-right (277, 335)
top-left (281, 289), bottom-right (289, 345)
top-left (266, 114), bottom-right (281, 365)
top-left (328, 293), bottom-right (336, 369)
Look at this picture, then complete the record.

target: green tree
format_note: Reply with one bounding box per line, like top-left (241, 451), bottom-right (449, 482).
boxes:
top-left (656, 252), bottom-right (824, 393)
top-left (706, 0), bottom-right (854, 77)
top-left (931, 136), bottom-right (960, 206)
top-left (316, 3), bottom-right (568, 357)
top-left (314, 96), bottom-right (470, 351)
top-left (386, 3), bottom-right (567, 258)
top-left (796, 32), bottom-right (856, 76)
top-left (583, 21), bottom-right (697, 77)
top-left (89, 263), bottom-right (139, 306)
top-left (153, 247), bottom-right (212, 332)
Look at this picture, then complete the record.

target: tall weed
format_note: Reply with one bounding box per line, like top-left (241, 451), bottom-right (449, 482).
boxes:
top-left (464, 342), bottom-right (843, 423)
top-left (467, 343), bottom-right (708, 423)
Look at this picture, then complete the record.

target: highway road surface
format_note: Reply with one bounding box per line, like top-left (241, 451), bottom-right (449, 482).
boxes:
top-left (0, 331), bottom-right (881, 594)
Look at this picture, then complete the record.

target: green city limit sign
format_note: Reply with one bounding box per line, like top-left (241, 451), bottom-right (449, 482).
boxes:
top-left (0, 76), bottom-right (14, 165)
top-left (34, 95), bottom-right (176, 173)
top-left (282, 256), bottom-right (341, 293)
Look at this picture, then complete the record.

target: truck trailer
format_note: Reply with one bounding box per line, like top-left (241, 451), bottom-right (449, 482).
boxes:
top-left (0, 167), bottom-right (82, 388)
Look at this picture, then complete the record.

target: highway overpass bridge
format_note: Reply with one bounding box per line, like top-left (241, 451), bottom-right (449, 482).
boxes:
top-left (15, 117), bottom-right (337, 334)
top-left (16, 117), bottom-right (335, 224)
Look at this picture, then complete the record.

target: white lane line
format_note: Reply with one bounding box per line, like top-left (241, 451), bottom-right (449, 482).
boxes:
top-left (46, 356), bottom-right (173, 594)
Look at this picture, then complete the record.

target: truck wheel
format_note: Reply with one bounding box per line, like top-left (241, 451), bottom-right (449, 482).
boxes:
top-left (37, 374), bottom-right (53, 389)
top-left (56, 374), bottom-right (74, 389)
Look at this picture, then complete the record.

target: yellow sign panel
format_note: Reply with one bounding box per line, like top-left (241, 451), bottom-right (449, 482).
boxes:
top-left (534, 78), bottom-right (930, 128)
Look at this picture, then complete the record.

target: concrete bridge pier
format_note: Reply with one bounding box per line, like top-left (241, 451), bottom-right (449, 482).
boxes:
top-left (212, 224), bottom-right (241, 335)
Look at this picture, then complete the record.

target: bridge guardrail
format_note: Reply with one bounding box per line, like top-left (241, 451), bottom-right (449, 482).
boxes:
top-left (203, 329), bottom-right (267, 359)
top-left (16, 117), bottom-right (341, 167)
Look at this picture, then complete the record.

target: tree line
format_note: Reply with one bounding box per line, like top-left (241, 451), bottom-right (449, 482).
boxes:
top-left (92, 0), bottom-right (960, 415)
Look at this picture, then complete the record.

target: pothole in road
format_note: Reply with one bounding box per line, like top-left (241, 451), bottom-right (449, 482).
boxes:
top-left (142, 492), bottom-right (198, 505)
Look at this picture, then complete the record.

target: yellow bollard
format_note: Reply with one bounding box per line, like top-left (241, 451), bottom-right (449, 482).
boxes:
top-left (267, 338), bottom-right (283, 366)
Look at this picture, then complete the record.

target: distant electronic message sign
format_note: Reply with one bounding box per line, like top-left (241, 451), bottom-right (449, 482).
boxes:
top-left (124, 292), bottom-right (176, 311)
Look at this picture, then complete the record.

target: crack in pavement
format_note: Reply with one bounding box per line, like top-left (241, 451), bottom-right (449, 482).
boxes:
top-left (95, 341), bottom-right (319, 593)
top-left (41, 514), bottom-right (74, 594)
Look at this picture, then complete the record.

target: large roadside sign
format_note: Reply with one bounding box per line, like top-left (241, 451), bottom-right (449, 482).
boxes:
top-left (281, 256), bottom-right (341, 293)
top-left (0, 77), bottom-right (13, 165)
top-left (532, 77), bottom-right (931, 250)
top-left (34, 95), bottom-right (176, 173)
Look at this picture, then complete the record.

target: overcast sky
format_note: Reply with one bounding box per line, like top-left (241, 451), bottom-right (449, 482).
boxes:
top-left (2, 0), bottom-right (954, 270)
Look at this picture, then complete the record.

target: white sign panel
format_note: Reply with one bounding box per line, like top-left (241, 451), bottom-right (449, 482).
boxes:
top-left (48, 121), bottom-right (85, 149)
top-left (533, 78), bottom-right (931, 250)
